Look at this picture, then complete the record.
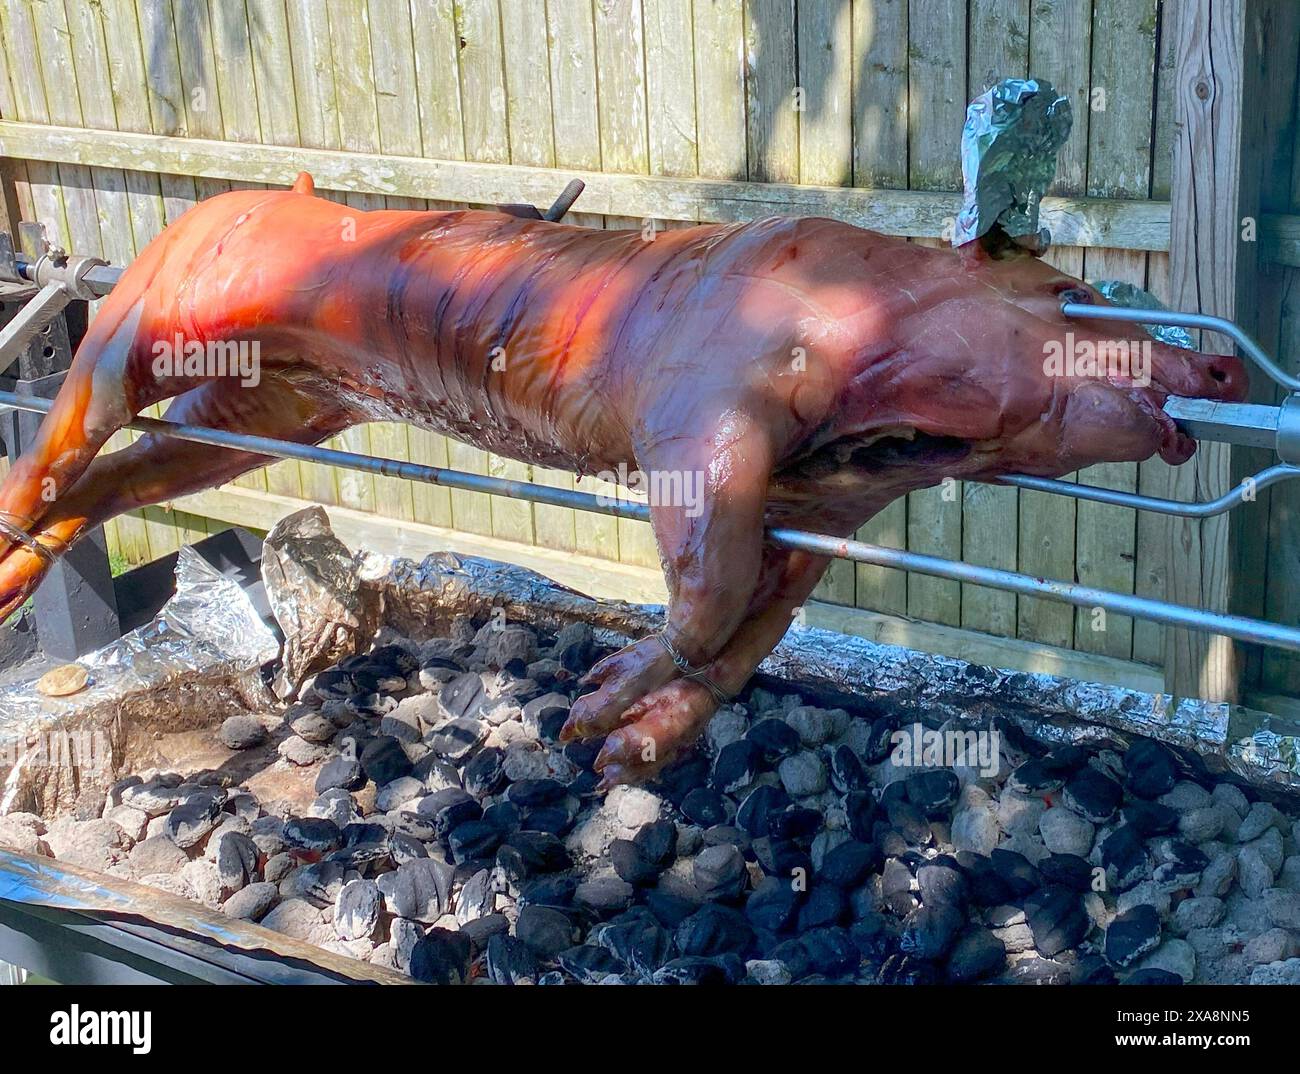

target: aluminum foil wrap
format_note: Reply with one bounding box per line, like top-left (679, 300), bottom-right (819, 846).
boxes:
top-left (1092, 279), bottom-right (1197, 350)
top-left (81, 546), bottom-right (277, 680)
top-left (953, 78), bottom-right (1072, 248)
top-left (0, 546), bottom-right (277, 814)
top-left (262, 506), bottom-right (380, 698)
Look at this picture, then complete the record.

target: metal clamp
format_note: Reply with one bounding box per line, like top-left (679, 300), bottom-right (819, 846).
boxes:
top-left (29, 251), bottom-right (108, 301)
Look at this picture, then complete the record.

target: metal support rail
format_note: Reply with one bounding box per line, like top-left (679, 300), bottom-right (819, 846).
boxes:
top-left (2, 388), bottom-right (1297, 655)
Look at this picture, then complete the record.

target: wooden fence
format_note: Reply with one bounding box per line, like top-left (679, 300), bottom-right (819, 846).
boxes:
top-left (0, 0), bottom-right (1296, 704)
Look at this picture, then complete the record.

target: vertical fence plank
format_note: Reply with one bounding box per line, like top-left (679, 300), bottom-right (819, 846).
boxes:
top-left (496, 0), bottom-right (557, 564)
top-left (247, 0), bottom-right (309, 502)
top-left (46, 3), bottom-right (113, 565)
top-left (546, 0), bottom-right (614, 559)
top-left (63, 0), bottom-right (134, 265)
top-left (1232, 0), bottom-right (1297, 692)
top-left (172, 0), bottom-right (230, 202)
top-left (458, 0), bottom-right (534, 546)
top-left (207, 0), bottom-right (262, 144)
top-left (848, 0), bottom-right (909, 618)
top-left (134, 0), bottom-right (202, 220)
top-left (142, 0), bottom-right (221, 554)
top-left (904, 0), bottom-right (964, 628)
top-left (404, 0), bottom-right (463, 533)
top-left (1259, 4), bottom-right (1300, 695)
top-left (1133, 0), bottom-right (1178, 667)
top-left (645, 0), bottom-right (698, 179)
top-left (481, 0), bottom-right (559, 549)
top-left (796, 0), bottom-right (854, 605)
top-left (365, 0), bottom-right (427, 525)
top-left (641, 0), bottom-right (701, 566)
top-left (27, 0), bottom-right (100, 258)
top-left (960, 0), bottom-right (1029, 639)
top-left (744, 0), bottom-right (798, 185)
top-left (207, 0), bottom-right (271, 498)
top-left (1015, 0), bottom-right (1093, 649)
top-left (72, 0), bottom-right (162, 561)
top-left (445, 0), bottom-right (506, 538)
top-left (324, 0), bottom-right (385, 515)
top-left (593, 0), bottom-right (658, 568)
top-left (1074, 0), bottom-right (1158, 660)
top-left (102, 0), bottom-right (168, 248)
top-left (692, 0), bottom-right (746, 181)
top-left (593, 0), bottom-right (650, 195)
top-left (117, 0), bottom-right (197, 560)
top-left (69, 0), bottom-right (162, 562)
top-left (1162, 0), bottom-right (1251, 702)
top-left (851, 0), bottom-right (907, 188)
top-left (247, 0), bottom-right (301, 147)
top-left (283, 0), bottom-right (344, 507)
top-left (968, 0), bottom-right (1028, 93)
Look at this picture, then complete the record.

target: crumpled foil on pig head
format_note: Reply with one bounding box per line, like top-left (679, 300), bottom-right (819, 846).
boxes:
top-left (952, 77), bottom-right (1072, 249)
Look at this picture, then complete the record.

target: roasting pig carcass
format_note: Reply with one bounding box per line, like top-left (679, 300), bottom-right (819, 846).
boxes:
top-left (0, 174), bottom-right (1246, 785)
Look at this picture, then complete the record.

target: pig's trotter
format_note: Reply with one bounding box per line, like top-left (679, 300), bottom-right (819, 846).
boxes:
top-left (594, 677), bottom-right (720, 789)
top-left (559, 637), bottom-right (678, 741)
top-left (592, 550), bottom-right (832, 787)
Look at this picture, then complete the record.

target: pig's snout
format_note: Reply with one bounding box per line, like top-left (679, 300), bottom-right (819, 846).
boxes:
top-left (1148, 342), bottom-right (1248, 402)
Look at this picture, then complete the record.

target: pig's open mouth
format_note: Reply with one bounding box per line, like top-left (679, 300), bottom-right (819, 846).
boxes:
top-left (844, 430), bottom-right (975, 469)
top-left (786, 386), bottom-right (1197, 486)
top-left (779, 427), bottom-right (976, 485)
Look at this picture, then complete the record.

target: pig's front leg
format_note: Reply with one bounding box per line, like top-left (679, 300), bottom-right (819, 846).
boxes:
top-left (560, 413), bottom-right (776, 751)
top-left (593, 548), bottom-right (831, 787)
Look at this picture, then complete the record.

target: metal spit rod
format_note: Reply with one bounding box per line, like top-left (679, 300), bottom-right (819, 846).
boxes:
top-left (1, 388), bottom-right (1297, 655)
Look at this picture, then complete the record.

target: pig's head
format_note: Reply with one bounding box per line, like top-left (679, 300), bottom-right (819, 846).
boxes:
top-left (820, 234), bottom-right (1249, 490)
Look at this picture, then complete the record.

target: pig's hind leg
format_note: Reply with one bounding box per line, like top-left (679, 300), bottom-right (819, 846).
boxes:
top-left (0, 377), bottom-right (353, 621)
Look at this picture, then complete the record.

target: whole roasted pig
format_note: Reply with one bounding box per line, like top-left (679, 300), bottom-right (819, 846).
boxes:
top-left (0, 175), bottom-right (1245, 785)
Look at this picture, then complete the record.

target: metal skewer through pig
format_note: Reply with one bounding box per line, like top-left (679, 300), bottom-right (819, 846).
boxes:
top-left (0, 172), bottom-right (1245, 785)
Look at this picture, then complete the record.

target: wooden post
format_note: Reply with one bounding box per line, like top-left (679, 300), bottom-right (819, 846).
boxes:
top-left (1162, 0), bottom-right (1273, 701)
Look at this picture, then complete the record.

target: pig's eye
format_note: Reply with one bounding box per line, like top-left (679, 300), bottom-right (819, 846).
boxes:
top-left (1057, 286), bottom-right (1092, 305)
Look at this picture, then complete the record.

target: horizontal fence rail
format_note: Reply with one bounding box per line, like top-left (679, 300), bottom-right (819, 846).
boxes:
top-left (1, 389), bottom-right (1297, 656)
top-left (0, 117), bottom-right (1292, 264)
top-left (0, 120), bottom-right (1171, 250)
